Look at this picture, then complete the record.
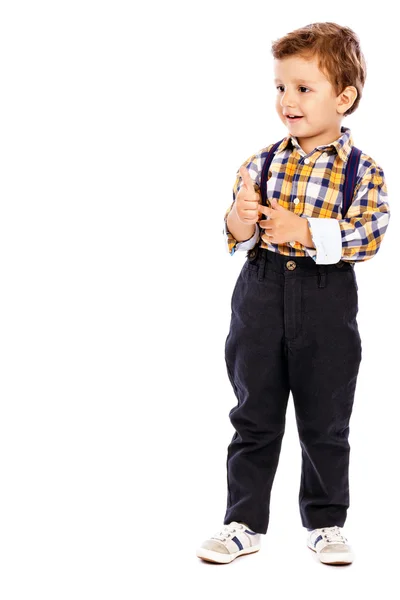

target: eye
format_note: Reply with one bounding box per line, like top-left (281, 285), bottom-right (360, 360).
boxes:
top-left (276, 85), bottom-right (310, 93)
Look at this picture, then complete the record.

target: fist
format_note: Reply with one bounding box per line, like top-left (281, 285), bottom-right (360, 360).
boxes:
top-left (234, 166), bottom-right (262, 225)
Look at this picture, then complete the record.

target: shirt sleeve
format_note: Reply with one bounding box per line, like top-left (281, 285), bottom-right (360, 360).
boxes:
top-left (303, 162), bottom-right (391, 264)
top-left (223, 151), bottom-right (263, 256)
top-left (223, 219), bottom-right (260, 255)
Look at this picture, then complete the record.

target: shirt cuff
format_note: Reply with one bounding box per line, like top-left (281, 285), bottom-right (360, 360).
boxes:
top-left (235, 223), bottom-right (260, 251)
top-left (303, 217), bottom-right (342, 264)
top-left (223, 219), bottom-right (259, 255)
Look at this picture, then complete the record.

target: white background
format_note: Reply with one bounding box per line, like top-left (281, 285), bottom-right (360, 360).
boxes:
top-left (0, 2), bottom-right (397, 598)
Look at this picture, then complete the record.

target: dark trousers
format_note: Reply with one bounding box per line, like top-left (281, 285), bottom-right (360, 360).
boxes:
top-left (223, 247), bottom-right (362, 534)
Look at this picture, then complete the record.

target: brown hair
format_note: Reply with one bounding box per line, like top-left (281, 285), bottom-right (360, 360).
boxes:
top-left (271, 22), bottom-right (367, 117)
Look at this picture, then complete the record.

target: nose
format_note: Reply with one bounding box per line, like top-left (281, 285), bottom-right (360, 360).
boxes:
top-left (280, 88), bottom-right (296, 109)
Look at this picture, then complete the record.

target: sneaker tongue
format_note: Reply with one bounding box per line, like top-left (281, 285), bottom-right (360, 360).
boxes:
top-left (229, 520), bottom-right (252, 530)
top-left (229, 521), bottom-right (246, 529)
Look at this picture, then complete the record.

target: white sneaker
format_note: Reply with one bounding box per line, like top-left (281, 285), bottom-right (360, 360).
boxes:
top-left (307, 525), bottom-right (354, 565)
top-left (196, 521), bottom-right (261, 564)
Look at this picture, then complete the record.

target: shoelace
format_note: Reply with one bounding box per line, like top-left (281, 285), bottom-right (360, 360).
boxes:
top-left (319, 526), bottom-right (347, 544)
top-left (211, 522), bottom-right (245, 542)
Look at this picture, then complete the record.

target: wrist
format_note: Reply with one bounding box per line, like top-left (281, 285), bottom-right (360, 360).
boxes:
top-left (227, 203), bottom-right (257, 242)
top-left (297, 217), bottom-right (315, 248)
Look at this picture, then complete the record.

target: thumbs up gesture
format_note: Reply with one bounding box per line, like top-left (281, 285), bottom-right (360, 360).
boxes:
top-left (234, 166), bottom-right (262, 225)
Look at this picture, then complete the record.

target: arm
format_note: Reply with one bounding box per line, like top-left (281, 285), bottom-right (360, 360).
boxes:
top-left (223, 203), bottom-right (260, 256)
top-left (302, 163), bottom-right (390, 264)
top-left (223, 152), bottom-right (262, 256)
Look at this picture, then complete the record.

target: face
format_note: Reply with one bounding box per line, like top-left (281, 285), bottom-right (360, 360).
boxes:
top-left (274, 54), bottom-right (356, 154)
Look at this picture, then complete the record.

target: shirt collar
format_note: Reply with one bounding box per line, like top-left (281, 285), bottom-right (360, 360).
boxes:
top-left (275, 125), bottom-right (353, 162)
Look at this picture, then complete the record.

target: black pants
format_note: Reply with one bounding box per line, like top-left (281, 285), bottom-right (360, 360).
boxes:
top-left (223, 247), bottom-right (362, 534)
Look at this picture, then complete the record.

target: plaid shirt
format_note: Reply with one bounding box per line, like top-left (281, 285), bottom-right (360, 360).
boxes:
top-left (223, 126), bottom-right (390, 264)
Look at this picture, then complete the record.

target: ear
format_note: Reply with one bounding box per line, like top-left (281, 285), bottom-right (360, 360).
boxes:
top-left (337, 85), bottom-right (358, 115)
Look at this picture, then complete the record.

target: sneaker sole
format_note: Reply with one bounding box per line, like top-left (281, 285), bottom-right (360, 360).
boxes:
top-left (196, 544), bottom-right (261, 564)
top-left (307, 543), bottom-right (353, 565)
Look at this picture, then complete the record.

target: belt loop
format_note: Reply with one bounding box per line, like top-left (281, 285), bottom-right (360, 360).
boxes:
top-left (317, 265), bottom-right (326, 288)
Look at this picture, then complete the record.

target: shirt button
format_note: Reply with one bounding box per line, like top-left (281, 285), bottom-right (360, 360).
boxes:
top-left (304, 158), bottom-right (310, 164)
top-left (290, 241), bottom-right (296, 246)
top-left (294, 198), bottom-right (300, 205)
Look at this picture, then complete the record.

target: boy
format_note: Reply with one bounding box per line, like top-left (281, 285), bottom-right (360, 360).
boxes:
top-left (196, 22), bottom-right (390, 566)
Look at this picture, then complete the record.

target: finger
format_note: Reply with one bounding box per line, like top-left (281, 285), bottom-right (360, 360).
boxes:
top-left (239, 166), bottom-right (256, 192)
top-left (241, 218), bottom-right (259, 224)
top-left (259, 219), bottom-right (273, 229)
top-left (258, 205), bottom-right (274, 218)
top-left (241, 200), bottom-right (259, 211)
top-left (242, 213), bottom-right (259, 220)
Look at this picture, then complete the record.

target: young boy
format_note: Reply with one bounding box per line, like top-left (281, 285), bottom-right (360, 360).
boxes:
top-left (196, 22), bottom-right (390, 566)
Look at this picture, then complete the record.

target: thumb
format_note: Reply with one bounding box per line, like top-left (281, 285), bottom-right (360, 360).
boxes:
top-left (239, 166), bottom-right (255, 192)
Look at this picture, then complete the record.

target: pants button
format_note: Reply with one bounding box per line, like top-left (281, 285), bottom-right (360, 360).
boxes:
top-left (249, 249), bottom-right (257, 259)
top-left (286, 260), bottom-right (297, 270)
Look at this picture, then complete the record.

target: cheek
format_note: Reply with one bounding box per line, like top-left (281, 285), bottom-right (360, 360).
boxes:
top-left (275, 97), bottom-right (283, 112)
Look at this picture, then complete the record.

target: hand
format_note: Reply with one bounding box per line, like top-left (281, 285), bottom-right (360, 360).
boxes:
top-left (233, 166), bottom-right (262, 225)
top-left (259, 200), bottom-right (306, 245)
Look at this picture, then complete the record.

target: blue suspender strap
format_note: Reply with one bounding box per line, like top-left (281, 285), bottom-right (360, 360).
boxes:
top-left (342, 146), bottom-right (362, 217)
top-left (260, 139), bottom-right (285, 207)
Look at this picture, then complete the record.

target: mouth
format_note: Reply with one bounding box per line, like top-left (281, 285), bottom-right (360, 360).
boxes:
top-left (285, 115), bottom-right (303, 122)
